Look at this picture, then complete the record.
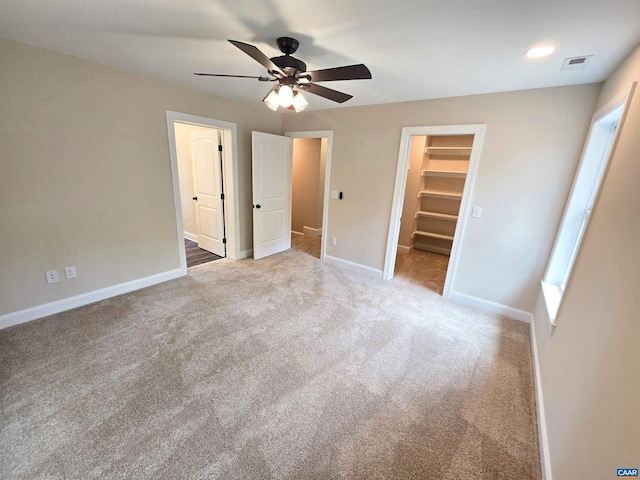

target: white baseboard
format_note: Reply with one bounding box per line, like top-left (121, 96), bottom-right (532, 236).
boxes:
top-left (0, 268), bottom-right (185, 330)
top-left (397, 245), bottom-right (413, 254)
top-left (303, 226), bottom-right (322, 237)
top-left (291, 230), bottom-right (304, 238)
top-left (448, 291), bottom-right (533, 323)
top-left (183, 231), bottom-right (198, 242)
top-left (238, 248), bottom-right (254, 259)
top-left (414, 243), bottom-right (451, 255)
top-left (530, 320), bottom-right (553, 480)
top-left (324, 254), bottom-right (383, 279)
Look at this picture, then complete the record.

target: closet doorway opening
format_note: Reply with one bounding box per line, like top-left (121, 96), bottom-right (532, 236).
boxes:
top-left (384, 125), bottom-right (485, 298)
top-left (285, 131), bottom-right (333, 261)
top-left (166, 111), bottom-right (241, 273)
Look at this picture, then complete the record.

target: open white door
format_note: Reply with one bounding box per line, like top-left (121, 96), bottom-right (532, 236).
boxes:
top-left (252, 132), bottom-right (292, 259)
top-left (191, 129), bottom-right (226, 257)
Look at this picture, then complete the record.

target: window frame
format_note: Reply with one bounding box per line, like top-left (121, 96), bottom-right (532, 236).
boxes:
top-left (541, 84), bottom-right (635, 327)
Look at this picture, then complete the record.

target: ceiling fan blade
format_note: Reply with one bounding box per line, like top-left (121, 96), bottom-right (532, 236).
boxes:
top-left (302, 64), bottom-right (372, 82)
top-left (299, 83), bottom-right (353, 103)
top-left (228, 40), bottom-right (285, 76)
top-left (194, 73), bottom-right (271, 81)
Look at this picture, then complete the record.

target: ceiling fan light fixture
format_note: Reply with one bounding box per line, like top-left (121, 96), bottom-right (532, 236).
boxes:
top-left (292, 91), bottom-right (309, 113)
top-left (278, 85), bottom-right (294, 107)
top-left (264, 90), bottom-right (280, 111)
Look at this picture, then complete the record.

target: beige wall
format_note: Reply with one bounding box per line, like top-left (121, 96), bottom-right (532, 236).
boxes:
top-left (0, 37), bottom-right (281, 316)
top-left (291, 138), bottom-right (322, 233)
top-left (531, 43), bottom-right (640, 479)
top-left (281, 84), bottom-right (600, 312)
top-left (398, 135), bottom-right (426, 247)
top-left (174, 123), bottom-right (211, 238)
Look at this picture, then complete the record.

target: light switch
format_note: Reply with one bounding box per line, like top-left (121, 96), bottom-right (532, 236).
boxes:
top-left (331, 191), bottom-right (339, 199)
top-left (472, 206), bottom-right (483, 218)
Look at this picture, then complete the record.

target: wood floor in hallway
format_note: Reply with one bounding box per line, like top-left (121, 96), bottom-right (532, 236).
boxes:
top-left (185, 238), bottom-right (223, 268)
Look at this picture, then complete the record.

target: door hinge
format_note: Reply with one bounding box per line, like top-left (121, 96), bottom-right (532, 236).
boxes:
top-left (220, 193), bottom-right (225, 200)
top-left (222, 238), bottom-right (227, 244)
top-left (218, 145), bottom-right (223, 152)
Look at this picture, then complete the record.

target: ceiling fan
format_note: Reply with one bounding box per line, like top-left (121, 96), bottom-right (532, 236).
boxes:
top-left (194, 37), bottom-right (372, 112)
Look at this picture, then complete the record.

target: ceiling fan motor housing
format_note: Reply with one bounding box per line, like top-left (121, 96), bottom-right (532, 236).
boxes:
top-left (270, 55), bottom-right (307, 75)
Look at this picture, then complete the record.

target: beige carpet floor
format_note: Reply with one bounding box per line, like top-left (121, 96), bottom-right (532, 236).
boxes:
top-left (0, 247), bottom-right (541, 479)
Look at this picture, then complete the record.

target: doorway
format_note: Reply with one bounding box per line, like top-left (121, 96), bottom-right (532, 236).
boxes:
top-left (289, 137), bottom-right (327, 259)
top-left (175, 123), bottom-right (226, 260)
top-left (166, 111), bottom-right (241, 274)
top-left (383, 125), bottom-right (485, 298)
top-left (285, 131), bottom-right (333, 261)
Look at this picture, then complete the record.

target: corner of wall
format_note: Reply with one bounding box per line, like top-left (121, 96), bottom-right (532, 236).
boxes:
top-left (530, 297), bottom-right (554, 480)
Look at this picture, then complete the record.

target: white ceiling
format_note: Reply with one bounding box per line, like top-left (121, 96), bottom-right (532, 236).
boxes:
top-left (1, 0), bottom-right (639, 110)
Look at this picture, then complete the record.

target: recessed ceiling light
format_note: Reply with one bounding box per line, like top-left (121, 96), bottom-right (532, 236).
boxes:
top-left (526, 45), bottom-right (555, 58)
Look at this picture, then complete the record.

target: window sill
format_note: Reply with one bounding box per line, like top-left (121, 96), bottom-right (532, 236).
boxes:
top-left (540, 280), bottom-right (561, 327)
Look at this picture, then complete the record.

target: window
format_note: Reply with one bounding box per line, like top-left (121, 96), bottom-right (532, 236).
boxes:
top-left (541, 85), bottom-right (634, 326)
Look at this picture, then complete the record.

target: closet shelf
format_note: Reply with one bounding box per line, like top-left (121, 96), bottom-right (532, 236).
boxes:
top-left (412, 231), bottom-right (454, 241)
top-left (418, 190), bottom-right (463, 200)
top-left (425, 146), bottom-right (472, 155)
top-left (415, 211), bottom-right (458, 221)
top-left (421, 169), bottom-right (467, 178)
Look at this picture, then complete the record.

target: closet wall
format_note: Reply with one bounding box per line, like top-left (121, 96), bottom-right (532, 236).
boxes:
top-left (398, 135), bottom-right (426, 248)
top-left (291, 138), bottom-right (324, 235)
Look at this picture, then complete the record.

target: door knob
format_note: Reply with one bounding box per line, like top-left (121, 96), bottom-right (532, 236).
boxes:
top-left (192, 196), bottom-right (198, 201)
top-left (254, 204), bottom-right (261, 209)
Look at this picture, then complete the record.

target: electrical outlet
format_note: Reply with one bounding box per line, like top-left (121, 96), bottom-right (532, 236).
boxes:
top-left (45, 270), bottom-right (59, 284)
top-left (64, 266), bottom-right (77, 279)
top-left (331, 237), bottom-right (337, 246)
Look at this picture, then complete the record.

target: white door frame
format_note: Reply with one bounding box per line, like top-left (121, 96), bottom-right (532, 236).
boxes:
top-left (285, 130), bottom-right (333, 262)
top-left (166, 110), bottom-right (241, 273)
top-left (383, 124), bottom-right (486, 298)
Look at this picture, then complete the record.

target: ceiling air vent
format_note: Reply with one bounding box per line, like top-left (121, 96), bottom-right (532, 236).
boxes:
top-left (561, 55), bottom-right (593, 71)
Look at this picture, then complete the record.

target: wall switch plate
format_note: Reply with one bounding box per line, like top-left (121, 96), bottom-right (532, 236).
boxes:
top-left (331, 237), bottom-right (337, 246)
top-left (64, 266), bottom-right (77, 279)
top-left (45, 270), bottom-right (59, 284)
top-left (331, 191), bottom-right (339, 199)
top-left (472, 206), bottom-right (483, 218)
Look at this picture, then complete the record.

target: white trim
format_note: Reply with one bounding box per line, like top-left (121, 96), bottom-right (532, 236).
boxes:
top-left (540, 280), bottom-right (560, 326)
top-left (0, 269), bottom-right (184, 330)
top-left (383, 125), bottom-right (486, 302)
top-left (238, 249), bottom-right (254, 260)
top-left (324, 254), bottom-right (383, 279)
top-left (165, 111), bottom-right (241, 262)
top-left (396, 245), bottom-right (413, 254)
top-left (184, 231), bottom-right (198, 242)
top-left (449, 291), bottom-right (533, 323)
top-left (291, 230), bottom-right (304, 238)
top-left (530, 319), bottom-right (553, 480)
top-left (285, 130), bottom-right (333, 263)
top-left (302, 226), bottom-right (322, 237)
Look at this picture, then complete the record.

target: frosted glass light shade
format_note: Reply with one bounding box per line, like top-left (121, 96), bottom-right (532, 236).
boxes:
top-left (278, 85), bottom-right (294, 107)
top-left (264, 90), bottom-right (279, 111)
top-left (292, 92), bottom-right (308, 112)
